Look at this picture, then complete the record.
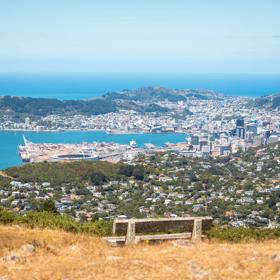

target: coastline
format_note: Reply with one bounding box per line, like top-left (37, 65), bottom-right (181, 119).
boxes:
top-left (0, 128), bottom-right (188, 135)
top-left (0, 130), bottom-right (189, 170)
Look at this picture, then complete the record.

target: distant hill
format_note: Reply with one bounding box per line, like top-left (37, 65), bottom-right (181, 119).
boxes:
top-left (0, 87), bottom-right (220, 120)
top-left (104, 86), bottom-right (220, 102)
top-left (0, 96), bottom-right (117, 119)
top-left (254, 93), bottom-right (280, 109)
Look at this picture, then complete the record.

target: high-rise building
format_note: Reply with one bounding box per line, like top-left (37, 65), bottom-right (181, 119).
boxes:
top-left (246, 131), bottom-right (254, 143)
top-left (246, 123), bottom-right (258, 135)
top-left (236, 118), bottom-right (244, 128)
top-left (264, 130), bottom-right (270, 139)
top-left (236, 127), bottom-right (245, 139)
top-left (190, 135), bottom-right (199, 145)
top-left (236, 118), bottom-right (245, 139)
top-left (263, 130), bottom-right (271, 145)
top-left (25, 117), bottom-right (30, 126)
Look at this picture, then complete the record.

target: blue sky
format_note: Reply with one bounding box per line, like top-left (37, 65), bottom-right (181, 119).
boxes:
top-left (0, 0), bottom-right (279, 73)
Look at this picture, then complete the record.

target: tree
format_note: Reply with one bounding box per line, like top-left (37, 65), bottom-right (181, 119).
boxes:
top-left (119, 165), bottom-right (134, 177)
top-left (132, 165), bottom-right (145, 180)
top-left (91, 171), bottom-right (107, 185)
top-left (39, 199), bottom-right (58, 214)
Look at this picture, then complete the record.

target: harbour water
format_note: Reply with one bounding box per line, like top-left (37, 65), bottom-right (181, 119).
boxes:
top-left (0, 131), bottom-right (187, 170)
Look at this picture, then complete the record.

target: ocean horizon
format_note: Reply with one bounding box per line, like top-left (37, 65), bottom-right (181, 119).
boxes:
top-left (0, 73), bottom-right (279, 100)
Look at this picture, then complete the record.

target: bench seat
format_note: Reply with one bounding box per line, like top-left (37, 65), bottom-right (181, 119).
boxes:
top-left (104, 232), bottom-right (208, 246)
top-left (104, 216), bottom-right (212, 246)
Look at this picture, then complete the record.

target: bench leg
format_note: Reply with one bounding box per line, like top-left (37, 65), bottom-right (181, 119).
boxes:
top-left (112, 220), bottom-right (116, 235)
top-left (125, 221), bottom-right (136, 245)
top-left (191, 219), bottom-right (202, 242)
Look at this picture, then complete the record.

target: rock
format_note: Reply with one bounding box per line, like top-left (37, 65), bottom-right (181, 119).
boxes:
top-left (21, 244), bottom-right (35, 253)
top-left (172, 240), bottom-right (193, 247)
top-left (31, 239), bottom-right (41, 248)
top-left (106, 255), bottom-right (122, 261)
top-left (69, 245), bottom-right (77, 251)
top-left (188, 262), bottom-right (209, 279)
top-left (191, 270), bottom-right (209, 279)
top-left (271, 254), bottom-right (280, 261)
top-left (164, 266), bottom-right (175, 273)
top-left (2, 255), bottom-right (18, 262)
top-left (2, 244), bottom-right (35, 263)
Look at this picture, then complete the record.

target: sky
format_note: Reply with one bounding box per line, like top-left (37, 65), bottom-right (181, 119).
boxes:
top-left (0, 0), bottom-right (279, 73)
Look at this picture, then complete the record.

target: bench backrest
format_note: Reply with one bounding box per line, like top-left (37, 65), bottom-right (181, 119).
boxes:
top-left (113, 217), bottom-right (213, 235)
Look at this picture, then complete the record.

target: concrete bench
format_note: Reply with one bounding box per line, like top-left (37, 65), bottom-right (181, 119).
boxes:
top-left (104, 216), bottom-right (213, 246)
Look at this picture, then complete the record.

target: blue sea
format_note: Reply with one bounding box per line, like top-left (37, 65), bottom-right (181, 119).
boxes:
top-left (0, 72), bottom-right (280, 169)
top-left (0, 73), bottom-right (279, 99)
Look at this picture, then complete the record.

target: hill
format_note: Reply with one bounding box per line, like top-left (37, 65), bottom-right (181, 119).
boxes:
top-left (104, 87), bottom-right (220, 102)
top-left (0, 96), bottom-right (117, 119)
top-left (0, 225), bottom-right (280, 280)
top-left (1, 142), bottom-right (280, 225)
top-left (254, 93), bottom-right (280, 109)
top-left (4, 160), bottom-right (122, 184)
top-left (0, 87), bottom-right (219, 121)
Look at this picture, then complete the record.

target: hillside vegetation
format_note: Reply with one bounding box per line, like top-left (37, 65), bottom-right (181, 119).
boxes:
top-left (1, 225), bottom-right (280, 280)
top-left (5, 161), bottom-right (122, 184)
top-left (1, 142), bottom-right (280, 225)
top-left (1, 208), bottom-right (280, 243)
top-left (0, 96), bottom-right (117, 118)
top-left (0, 208), bottom-right (112, 236)
top-left (254, 93), bottom-right (280, 109)
top-left (0, 87), bottom-right (218, 120)
top-left (5, 159), bottom-right (147, 182)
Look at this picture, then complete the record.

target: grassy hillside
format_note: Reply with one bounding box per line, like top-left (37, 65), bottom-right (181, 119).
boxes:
top-left (5, 161), bottom-right (124, 184)
top-left (0, 225), bottom-right (280, 280)
top-left (1, 208), bottom-right (280, 242)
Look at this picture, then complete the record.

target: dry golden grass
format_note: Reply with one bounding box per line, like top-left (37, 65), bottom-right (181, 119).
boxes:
top-left (0, 172), bottom-right (13, 179)
top-left (0, 225), bottom-right (280, 280)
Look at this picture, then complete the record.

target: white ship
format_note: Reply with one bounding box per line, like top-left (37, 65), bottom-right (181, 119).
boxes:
top-left (18, 135), bottom-right (32, 162)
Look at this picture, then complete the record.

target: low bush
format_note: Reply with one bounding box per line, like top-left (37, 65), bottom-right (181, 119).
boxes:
top-left (2, 208), bottom-right (280, 242)
top-left (207, 225), bottom-right (280, 242)
top-left (0, 209), bottom-right (17, 224)
top-left (0, 208), bottom-right (112, 236)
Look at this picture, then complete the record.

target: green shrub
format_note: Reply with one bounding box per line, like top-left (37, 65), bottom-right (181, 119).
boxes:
top-left (80, 220), bottom-right (112, 236)
top-left (5, 161), bottom-right (120, 184)
top-left (0, 208), bottom-right (17, 224)
top-left (2, 207), bottom-right (280, 242)
top-left (0, 208), bottom-right (111, 236)
top-left (38, 199), bottom-right (58, 214)
top-left (207, 225), bottom-right (280, 242)
top-left (91, 171), bottom-right (108, 185)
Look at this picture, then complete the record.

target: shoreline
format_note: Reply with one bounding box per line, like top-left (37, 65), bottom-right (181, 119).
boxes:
top-left (0, 128), bottom-right (189, 135)
top-left (0, 130), bottom-right (189, 170)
